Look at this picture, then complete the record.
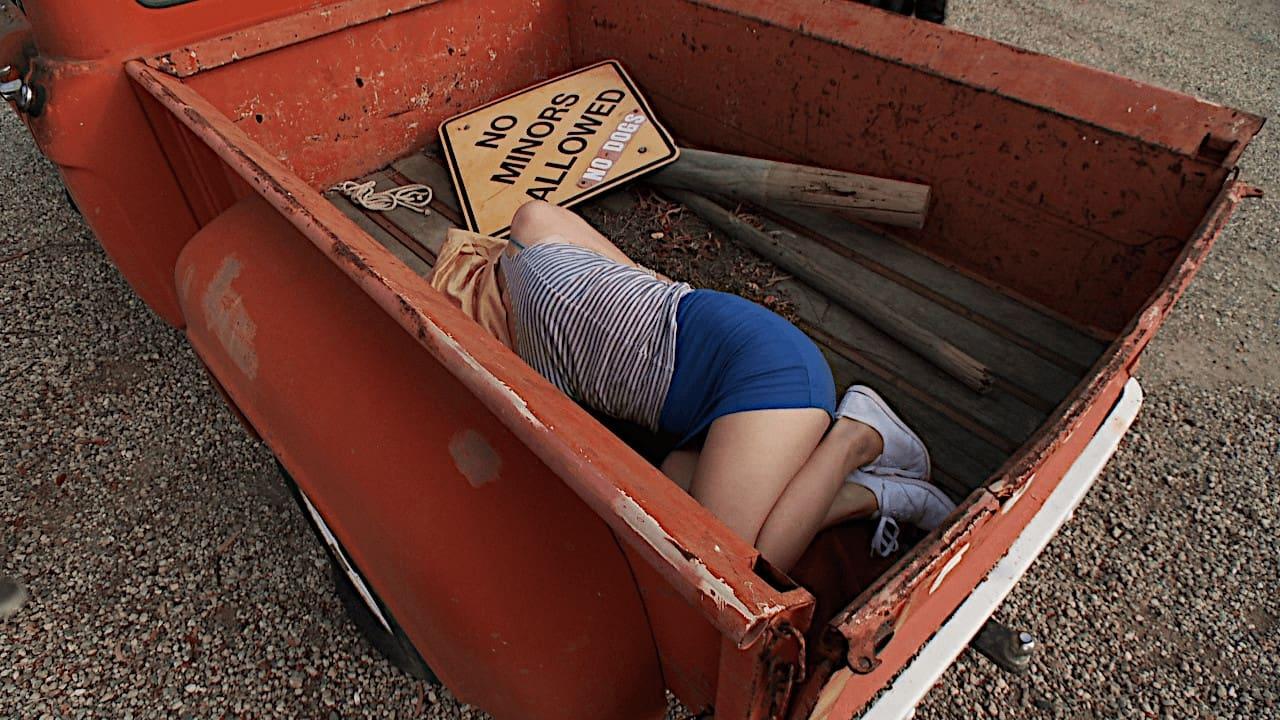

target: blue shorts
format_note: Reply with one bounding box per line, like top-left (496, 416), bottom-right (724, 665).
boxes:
top-left (658, 290), bottom-right (837, 448)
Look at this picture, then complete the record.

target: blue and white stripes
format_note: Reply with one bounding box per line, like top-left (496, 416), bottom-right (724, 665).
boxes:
top-left (501, 243), bottom-right (692, 431)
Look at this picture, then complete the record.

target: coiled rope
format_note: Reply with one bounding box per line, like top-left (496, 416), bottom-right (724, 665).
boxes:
top-left (330, 180), bottom-right (433, 215)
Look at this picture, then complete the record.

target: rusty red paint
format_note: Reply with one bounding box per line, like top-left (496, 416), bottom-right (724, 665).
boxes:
top-left (572, 0), bottom-right (1263, 334)
top-left (809, 182), bottom-right (1253, 716)
top-left (716, 624), bottom-right (811, 720)
top-left (200, 254), bottom-right (259, 379)
top-left (175, 194), bottom-right (667, 718)
top-left (170, 0), bottom-right (579, 188)
top-left (0, 8), bottom-right (32, 67)
top-left (149, 0), bottom-right (444, 78)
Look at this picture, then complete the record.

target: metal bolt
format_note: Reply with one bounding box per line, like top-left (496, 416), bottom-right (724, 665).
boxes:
top-left (0, 65), bottom-right (20, 98)
top-left (0, 66), bottom-right (40, 116)
top-left (1017, 631), bottom-right (1036, 655)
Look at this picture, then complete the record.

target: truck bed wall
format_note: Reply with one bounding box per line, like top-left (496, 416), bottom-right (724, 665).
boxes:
top-left (172, 0), bottom-right (1258, 337)
top-left (569, 0), bottom-right (1258, 335)
top-left (135, 4), bottom-right (1262, 715)
top-left (178, 0), bottom-right (576, 189)
top-left (176, 193), bottom-right (668, 720)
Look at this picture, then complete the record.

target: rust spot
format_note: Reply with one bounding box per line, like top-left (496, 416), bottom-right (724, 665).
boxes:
top-left (202, 256), bottom-right (259, 380)
top-left (449, 429), bottom-right (501, 487)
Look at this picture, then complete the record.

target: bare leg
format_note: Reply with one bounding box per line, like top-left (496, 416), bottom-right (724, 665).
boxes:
top-left (690, 408), bottom-right (831, 549)
top-left (664, 447), bottom-right (880, 533)
top-left (689, 411), bottom-right (885, 571)
top-left (819, 482), bottom-right (879, 530)
top-left (508, 200), bottom-right (673, 281)
top-left (510, 200), bottom-right (634, 264)
top-left (753, 418), bottom-right (883, 569)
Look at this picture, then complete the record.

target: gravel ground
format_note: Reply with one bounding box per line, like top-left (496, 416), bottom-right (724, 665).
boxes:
top-left (914, 2), bottom-right (1280, 718)
top-left (2, 1), bottom-right (1276, 718)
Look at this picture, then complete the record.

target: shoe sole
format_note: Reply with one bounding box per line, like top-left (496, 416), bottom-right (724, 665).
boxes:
top-left (849, 385), bottom-right (932, 481)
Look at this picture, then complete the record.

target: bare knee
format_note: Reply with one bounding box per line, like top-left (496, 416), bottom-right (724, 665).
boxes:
top-left (510, 200), bottom-right (565, 244)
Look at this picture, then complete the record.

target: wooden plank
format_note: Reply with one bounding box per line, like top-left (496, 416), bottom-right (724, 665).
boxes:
top-left (662, 188), bottom-right (994, 394)
top-left (772, 206), bottom-right (1106, 370)
top-left (778, 274), bottom-right (1044, 445)
top-left (391, 152), bottom-right (464, 220)
top-left (324, 188), bottom-right (434, 278)
top-left (820, 345), bottom-right (1007, 495)
top-left (356, 169), bottom-right (455, 258)
top-left (649, 148), bottom-right (930, 228)
top-left (740, 213), bottom-right (1082, 409)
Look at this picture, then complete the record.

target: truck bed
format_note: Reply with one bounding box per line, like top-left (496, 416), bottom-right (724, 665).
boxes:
top-left (325, 148), bottom-right (1107, 500)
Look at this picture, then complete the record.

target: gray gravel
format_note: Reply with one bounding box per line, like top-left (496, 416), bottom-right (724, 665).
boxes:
top-left (918, 1), bottom-right (1280, 719)
top-left (2, 1), bottom-right (1276, 718)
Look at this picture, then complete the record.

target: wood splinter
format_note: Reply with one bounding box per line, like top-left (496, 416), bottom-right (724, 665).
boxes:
top-left (661, 188), bottom-right (993, 394)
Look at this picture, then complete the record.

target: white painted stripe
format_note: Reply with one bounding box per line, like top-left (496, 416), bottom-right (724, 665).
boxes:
top-left (297, 489), bottom-right (394, 635)
top-left (858, 378), bottom-right (1144, 720)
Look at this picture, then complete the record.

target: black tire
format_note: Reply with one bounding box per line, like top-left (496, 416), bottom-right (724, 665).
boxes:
top-left (276, 461), bottom-right (438, 682)
top-left (326, 558), bottom-right (437, 681)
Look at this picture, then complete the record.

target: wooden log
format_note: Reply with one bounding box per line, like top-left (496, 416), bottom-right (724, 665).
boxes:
top-left (661, 188), bottom-right (992, 394)
top-left (649, 148), bottom-right (930, 228)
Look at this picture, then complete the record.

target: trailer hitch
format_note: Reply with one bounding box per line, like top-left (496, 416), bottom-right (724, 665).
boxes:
top-left (0, 6), bottom-right (39, 117)
top-left (1, 63), bottom-right (43, 116)
top-left (970, 619), bottom-right (1037, 673)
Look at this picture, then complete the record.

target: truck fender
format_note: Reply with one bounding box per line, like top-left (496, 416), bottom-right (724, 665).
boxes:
top-left (173, 194), bottom-right (667, 720)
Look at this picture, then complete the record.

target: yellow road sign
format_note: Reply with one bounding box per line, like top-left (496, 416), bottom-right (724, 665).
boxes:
top-left (439, 60), bottom-right (679, 237)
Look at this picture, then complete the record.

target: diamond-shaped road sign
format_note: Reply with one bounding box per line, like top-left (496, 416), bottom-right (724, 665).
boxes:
top-left (439, 60), bottom-right (679, 238)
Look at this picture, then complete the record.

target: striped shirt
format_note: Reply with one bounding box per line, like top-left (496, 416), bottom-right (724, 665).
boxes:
top-left (501, 243), bottom-right (692, 431)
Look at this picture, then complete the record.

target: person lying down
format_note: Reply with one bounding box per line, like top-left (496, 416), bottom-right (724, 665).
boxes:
top-left (440, 200), bottom-right (956, 572)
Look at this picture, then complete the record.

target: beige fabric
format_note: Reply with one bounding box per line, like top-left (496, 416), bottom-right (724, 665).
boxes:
top-left (430, 228), bottom-right (513, 349)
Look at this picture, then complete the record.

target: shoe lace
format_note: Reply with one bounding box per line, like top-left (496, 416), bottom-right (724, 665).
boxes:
top-left (870, 516), bottom-right (900, 557)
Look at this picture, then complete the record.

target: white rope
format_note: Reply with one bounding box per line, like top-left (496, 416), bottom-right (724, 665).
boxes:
top-left (330, 180), bottom-right (433, 215)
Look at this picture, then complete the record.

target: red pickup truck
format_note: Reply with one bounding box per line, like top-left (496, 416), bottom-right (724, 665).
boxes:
top-left (2, 1), bottom-right (1262, 718)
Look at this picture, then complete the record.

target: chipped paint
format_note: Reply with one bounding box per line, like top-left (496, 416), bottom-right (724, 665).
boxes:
top-left (429, 325), bottom-right (544, 429)
top-left (201, 255), bottom-right (259, 380)
top-left (612, 491), bottom-right (756, 624)
top-left (178, 263), bottom-right (197, 306)
top-left (108, 1), bottom-right (1264, 712)
top-left (928, 543), bottom-right (969, 595)
top-left (807, 667), bottom-right (853, 720)
top-left (449, 429), bottom-right (502, 487)
top-left (1001, 472), bottom-right (1036, 514)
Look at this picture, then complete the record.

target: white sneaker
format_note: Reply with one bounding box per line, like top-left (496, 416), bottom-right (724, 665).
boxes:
top-left (847, 470), bottom-right (956, 557)
top-left (837, 385), bottom-right (930, 480)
